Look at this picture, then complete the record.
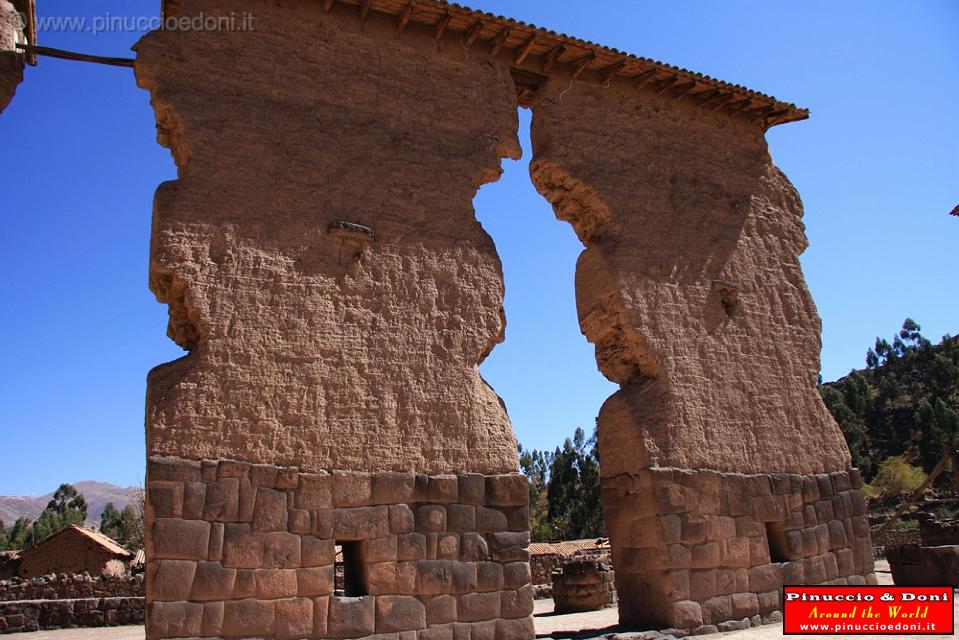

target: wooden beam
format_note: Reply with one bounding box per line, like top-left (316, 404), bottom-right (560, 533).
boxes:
top-left (359, 0), bottom-right (373, 21)
top-left (711, 94), bottom-right (739, 111)
top-left (745, 104), bottom-right (776, 116)
top-left (322, 0), bottom-right (334, 12)
top-left (514, 34), bottom-right (536, 65)
top-left (14, 43), bottom-right (134, 68)
top-left (570, 52), bottom-right (596, 79)
top-left (763, 107), bottom-right (792, 125)
top-left (464, 20), bottom-right (483, 48)
top-left (396, 2), bottom-right (414, 33)
top-left (433, 11), bottom-right (451, 40)
top-left (541, 43), bottom-right (567, 73)
top-left (633, 69), bottom-right (658, 89)
top-left (489, 26), bottom-right (510, 57)
top-left (722, 97), bottom-right (753, 113)
top-left (654, 75), bottom-right (680, 96)
top-left (599, 59), bottom-right (628, 85)
top-left (698, 90), bottom-right (726, 107)
top-left (672, 79), bottom-right (698, 99)
top-left (517, 87), bottom-right (532, 106)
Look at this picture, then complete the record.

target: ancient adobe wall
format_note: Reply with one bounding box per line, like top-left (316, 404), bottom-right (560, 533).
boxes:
top-left (529, 77), bottom-right (874, 630)
top-left (135, 0), bottom-right (533, 637)
top-left (0, 0), bottom-right (24, 111)
top-left (530, 77), bottom-right (849, 477)
top-left (135, 0), bottom-right (520, 476)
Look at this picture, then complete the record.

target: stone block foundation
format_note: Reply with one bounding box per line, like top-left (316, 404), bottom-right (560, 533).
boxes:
top-left (146, 457), bottom-right (534, 639)
top-left (602, 467), bottom-right (875, 633)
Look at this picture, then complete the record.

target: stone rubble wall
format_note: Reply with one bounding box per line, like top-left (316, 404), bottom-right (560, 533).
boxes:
top-left (0, 574), bottom-right (144, 602)
top-left (146, 456), bottom-right (534, 639)
top-left (551, 559), bottom-right (616, 614)
top-left (886, 544), bottom-right (959, 588)
top-left (0, 597), bottom-right (144, 635)
top-left (918, 515), bottom-right (959, 546)
top-left (603, 467), bottom-right (875, 632)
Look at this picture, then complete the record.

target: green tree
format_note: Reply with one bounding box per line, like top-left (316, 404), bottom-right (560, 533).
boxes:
top-left (100, 503), bottom-right (122, 540)
top-left (866, 455), bottom-right (926, 499)
top-left (0, 519), bottom-right (8, 551)
top-left (546, 427), bottom-right (603, 541)
top-left (519, 447), bottom-right (552, 542)
top-left (7, 517), bottom-right (35, 549)
top-left (917, 397), bottom-right (959, 471)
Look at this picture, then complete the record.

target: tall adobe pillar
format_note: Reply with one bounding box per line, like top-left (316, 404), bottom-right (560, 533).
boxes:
top-left (135, 0), bottom-right (532, 637)
top-left (0, 0), bottom-right (29, 111)
top-left (530, 78), bottom-right (874, 631)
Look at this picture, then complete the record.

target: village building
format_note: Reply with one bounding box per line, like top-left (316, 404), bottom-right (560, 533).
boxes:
top-left (17, 525), bottom-right (131, 579)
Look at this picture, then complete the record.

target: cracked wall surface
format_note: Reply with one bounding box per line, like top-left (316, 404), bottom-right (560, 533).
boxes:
top-left (135, 0), bottom-right (521, 477)
top-left (529, 77), bottom-right (873, 631)
top-left (0, 0), bottom-right (24, 112)
top-left (529, 78), bottom-right (849, 478)
top-left (134, 0), bottom-right (871, 635)
top-left (136, 0), bottom-right (533, 637)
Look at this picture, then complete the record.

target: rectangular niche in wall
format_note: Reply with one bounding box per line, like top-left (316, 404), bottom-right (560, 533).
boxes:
top-left (335, 541), bottom-right (368, 597)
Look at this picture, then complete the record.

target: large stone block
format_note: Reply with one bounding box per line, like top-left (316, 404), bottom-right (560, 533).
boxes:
top-left (222, 599), bottom-right (275, 637)
top-left (328, 596), bottom-right (375, 638)
top-left (153, 519), bottom-right (210, 560)
top-left (375, 596), bottom-right (427, 633)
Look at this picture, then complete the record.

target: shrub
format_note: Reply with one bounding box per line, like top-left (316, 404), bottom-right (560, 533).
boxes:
top-left (868, 455), bottom-right (926, 499)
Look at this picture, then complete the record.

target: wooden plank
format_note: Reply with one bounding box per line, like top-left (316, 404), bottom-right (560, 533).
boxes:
top-left (633, 69), bottom-right (658, 89)
top-left (359, 0), bottom-right (373, 21)
top-left (654, 75), bottom-right (680, 95)
top-left (600, 60), bottom-right (628, 85)
top-left (672, 79), bottom-right (698, 99)
top-left (396, 1), bottom-right (414, 33)
top-left (433, 11), bottom-right (451, 40)
top-left (514, 34), bottom-right (536, 65)
top-left (464, 20), bottom-right (483, 47)
top-left (541, 43), bottom-right (567, 73)
top-left (570, 52), bottom-right (596, 79)
top-left (489, 26), bottom-right (510, 57)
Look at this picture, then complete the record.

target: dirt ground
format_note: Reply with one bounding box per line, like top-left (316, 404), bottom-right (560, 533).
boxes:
top-left (10, 561), bottom-right (957, 640)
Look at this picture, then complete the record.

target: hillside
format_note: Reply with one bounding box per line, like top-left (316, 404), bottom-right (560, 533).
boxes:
top-left (820, 319), bottom-right (959, 480)
top-left (0, 481), bottom-right (139, 527)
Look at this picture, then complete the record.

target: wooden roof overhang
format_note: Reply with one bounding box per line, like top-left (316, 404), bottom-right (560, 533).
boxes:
top-left (161, 0), bottom-right (809, 130)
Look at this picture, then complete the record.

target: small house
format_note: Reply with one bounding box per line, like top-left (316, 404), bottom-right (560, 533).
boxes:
top-left (18, 525), bottom-right (131, 578)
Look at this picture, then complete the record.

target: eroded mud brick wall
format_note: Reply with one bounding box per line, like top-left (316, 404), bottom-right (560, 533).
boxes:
top-left (0, 0), bottom-right (25, 111)
top-left (135, 0), bottom-right (532, 637)
top-left (530, 79), bottom-right (875, 631)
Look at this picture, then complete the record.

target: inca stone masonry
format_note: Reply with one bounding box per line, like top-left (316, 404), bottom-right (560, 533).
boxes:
top-left (1, 0), bottom-right (875, 637)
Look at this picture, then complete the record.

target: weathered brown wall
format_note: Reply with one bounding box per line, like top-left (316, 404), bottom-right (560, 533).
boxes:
top-left (529, 77), bottom-right (849, 477)
top-left (135, 0), bottom-right (521, 476)
top-left (529, 76), bottom-right (873, 631)
top-left (0, 0), bottom-right (24, 112)
top-left (18, 536), bottom-right (122, 580)
top-left (136, 0), bottom-right (534, 637)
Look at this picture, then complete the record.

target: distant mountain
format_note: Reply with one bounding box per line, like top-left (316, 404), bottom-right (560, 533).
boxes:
top-left (0, 481), bottom-right (140, 527)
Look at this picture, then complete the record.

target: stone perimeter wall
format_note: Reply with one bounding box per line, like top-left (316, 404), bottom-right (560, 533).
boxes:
top-left (146, 456), bottom-right (534, 639)
top-left (0, 597), bottom-right (144, 635)
top-left (0, 575), bottom-right (144, 602)
top-left (603, 467), bottom-right (875, 631)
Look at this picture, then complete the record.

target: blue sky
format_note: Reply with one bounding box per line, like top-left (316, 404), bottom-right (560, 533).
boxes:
top-left (0, 1), bottom-right (955, 496)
